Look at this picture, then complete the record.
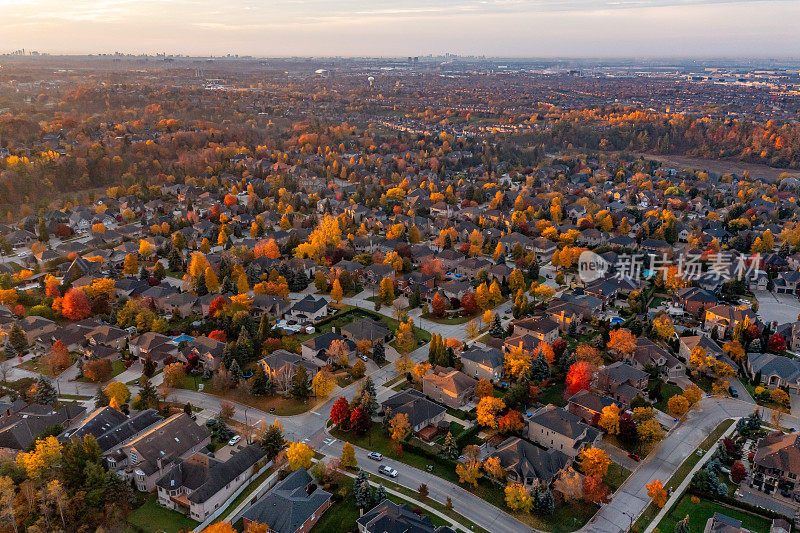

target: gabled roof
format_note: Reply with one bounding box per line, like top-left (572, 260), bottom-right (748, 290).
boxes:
top-left (491, 437), bottom-right (570, 485)
top-left (242, 469), bottom-right (331, 533)
top-left (460, 346), bottom-right (504, 369)
top-left (528, 405), bottom-right (600, 444)
top-left (381, 390), bottom-right (446, 429)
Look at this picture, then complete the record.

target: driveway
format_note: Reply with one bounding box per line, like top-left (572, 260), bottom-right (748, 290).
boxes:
top-left (737, 486), bottom-right (798, 518)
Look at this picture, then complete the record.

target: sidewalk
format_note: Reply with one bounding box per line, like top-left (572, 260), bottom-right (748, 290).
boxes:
top-left (642, 418), bottom-right (739, 533)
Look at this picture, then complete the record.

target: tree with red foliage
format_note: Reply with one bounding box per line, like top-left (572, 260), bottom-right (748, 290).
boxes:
top-left (350, 405), bottom-right (371, 435)
top-left (552, 339), bottom-right (567, 360)
top-left (208, 296), bottom-right (228, 318)
top-left (498, 410), bottom-right (525, 434)
top-left (431, 292), bottom-right (446, 318)
top-left (731, 461), bottom-right (746, 484)
top-left (618, 413), bottom-right (638, 444)
top-left (768, 333), bottom-right (787, 353)
top-left (330, 397), bottom-right (351, 429)
top-left (459, 243), bottom-right (470, 254)
top-left (13, 305), bottom-right (24, 317)
top-left (566, 362), bottom-right (594, 395)
top-left (745, 324), bottom-right (761, 341)
top-left (208, 330), bottom-right (227, 343)
top-left (61, 288), bottom-right (91, 320)
top-left (210, 203), bottom-right (221, 218)
top-left (461, 291), bottom-right (478, 315)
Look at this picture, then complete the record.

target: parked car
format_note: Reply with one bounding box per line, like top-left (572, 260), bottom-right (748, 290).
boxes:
top-left (628, 452), bottom-right (640, 462)
top-left (360, 355), bottom-right (369, 362)
top-left (228, 435), bottom-right (241, 446)
top-left (205, 418), bottom-right (217, 427)
top-left (367, 452), bottom-right (383, 461)
top-left (729, 386), bottom-right (739, 398)
top-left (379, 465), bottom-right (398, 478)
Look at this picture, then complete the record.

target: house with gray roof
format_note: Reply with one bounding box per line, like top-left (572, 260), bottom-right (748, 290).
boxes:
top-left (527, 404), bottom-right (601, 458)
top-left (747, 352), bottom-right (800, 394)
top-left (597, 361), bottom-right (649, 407)
top-left (358, 500), bottom-right (455, 533)
top-left (460, 346), bottom-right (504, 382)
top-left (487, 436), bottom-right (571, 487)
top-left (381, 390), bottom-right (446, 434)
top-left (242, 469), bottom-right (331, 533)
top-left (157, 444), bottom-right (267, 521)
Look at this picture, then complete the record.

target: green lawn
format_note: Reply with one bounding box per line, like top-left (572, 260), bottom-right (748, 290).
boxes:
top-left (650, 379), bottom-right (683, 413)
top-left (421, 312), bottom-right (478, 325)
top-left (656, 495), bottom-right (772, 533)
top-left (538, 381), bottom-right (567, 407)
top-left (604, 462), bottom-right (631, 492)
top-left (126, 493), bottom-right (198, 533)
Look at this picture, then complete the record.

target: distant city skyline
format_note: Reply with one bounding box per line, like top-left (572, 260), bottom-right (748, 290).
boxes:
top-left (2, 0), bottom-right (799, 58)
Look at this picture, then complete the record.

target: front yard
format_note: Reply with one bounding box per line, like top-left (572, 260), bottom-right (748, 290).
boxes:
top-left (656, 494), bottom-right (772, 533)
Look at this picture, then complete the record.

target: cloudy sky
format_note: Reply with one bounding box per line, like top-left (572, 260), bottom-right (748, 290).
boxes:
top-left (1, 0), bottom-right (798, 57)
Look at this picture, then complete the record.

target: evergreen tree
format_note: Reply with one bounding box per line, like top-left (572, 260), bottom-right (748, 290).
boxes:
top-left (195, 271), bottom-right (208, 296)
top-left (557, 350), bottom-right (575, 375)
top-left (291, 366), bottom-right (311, 400)
top-left (529, 352), bottom-right (551, 381)
top-left (153, 261), bottom-right (166, 281)
top-left (568, 320), bottom-right (578, 337)
top-left (3, 340), bottom-right (16, 360)
top-left (38, 217), bottom-right (49, 242)
top-left (236, 326), bottom-right (254, 363)
top-left (258, 314), bottom-right (270, 344)
top-left (135, 376), bottom-right (160, 410)
top-left (222, 275), bottom-right (234, 294)
top-left (229, 359), bottom-right (242, 385)
top-left (372, 342), bottom-right (386, 366)
top-left (353, 470), bottom-right (371, 509)
top-left (675, 516), bottom-right (690, 533)
top-left (94, 386), bottom-right (109, 408)
top-left (489, 315), bottom-right (504, 338)
top-left (139, 266), bottom-right (149, 281)
top-left (441, 431), bottom-right (459, 460)
top-left (535, 488), bottom-right (554, 515)
top-left (291, 269), bottom-right (309, 291)
top-left (250, 366), bottom-right (272, 396)
top-left (8, 324), bottom-right (27, 353)
top-left (373, 485), bottom-right (387, 505)
top-left (222, 342), bottom-right (236, 369)
top-left (168, 247), bottom-right (183, 271)
top-left (260, 424), bottom-right (285, 460)
top-left (356, 377), bottom-right (378, 417)
top-left (34, 376), bottom-right (57, 405)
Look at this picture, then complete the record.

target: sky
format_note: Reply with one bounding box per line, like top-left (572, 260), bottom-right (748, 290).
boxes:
top-left (1, 0), bottom-right (799, 58)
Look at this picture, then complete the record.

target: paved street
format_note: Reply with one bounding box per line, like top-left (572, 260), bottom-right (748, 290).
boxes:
top-left (754, 289), bottom-right (800, 325)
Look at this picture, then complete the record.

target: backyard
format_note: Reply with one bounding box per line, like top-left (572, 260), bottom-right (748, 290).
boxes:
top-left (655, 495), bottom-right (773, 533)
top-left (126, 493), bottom-right (198, 533)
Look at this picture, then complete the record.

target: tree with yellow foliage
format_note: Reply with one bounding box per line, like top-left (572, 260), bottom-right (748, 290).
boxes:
top-left (476, 397), bottom-right (505, 428)
top-left (389, 413), bottom-right (410, 442)
top-left (638, 418), bottom-right (665, 443)
top-left (330, 279), bottom-right (344, 303)
top-left (16, 435), bottom-right (62, 480)
top-left (579, 446), bottom-right (610, 478)
top-left (139, 239), bottom-right (154, 258)
top-left (286, 442), bottom-right (314, 471)
top-left (505, 483), bottom-right (533, 512)
top-left (341, 442), bottom-right (357, 469)
top-left (123, 253), bottom-right (138, 275)
top-left (104, 381), bottom-right (130, 407)
top-left (607, 329), bottom-right (636, 357)
top-left (204, 267), bottom-right (220, 293)
top-left (684, 384), bottom-right (703, 406)
top-left (504, 344), bottom-right (531, 378)
top-left (312, 370), bottom-right (337, 398)
top-left (484, 456), bottom-right (506, 481)
top-left (533, 284), bottom-right (555, 305)
top-left (667, 394), bottom-right (690, 418)
top-left (598, 403), bottom-right (620, 435)
top-left (295, 214), bottom-right (341, 261)
top-left (378, 277), bottom-right (395, 304)
top-left (493, 243), bottom-right (505, 262)
top-left (652, 314), bottom-right (675, 339)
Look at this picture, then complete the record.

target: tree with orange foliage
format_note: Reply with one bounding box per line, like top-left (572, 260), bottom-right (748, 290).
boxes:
top-left (607, 328), bottom-right (637, 358)
top-left (579, 447), bottom-right (611, 478)
top-left (498, 410), bottom-right (525, 434)
top-left (44, 274), bottom-right (60, 298)
top-left (582, 475), bottom-right (608, 503)
top-left (82, 359), bottom-right (112, 382)
top-left (476, 397), bottom-right (505, 428)
top-left (61, 288), bottom-right (91, 320)
top-left (202, 522), bottom-right (236, 533)
top-left (431, 292), bottom-right (446, 317)
top-left (223, 194), bottom-right (237, 206)
top-left (575, 344), bottom-right (603, 366)
top-left (566, 362), bottom-right (594, 395)
top-left (647, 479), bottom-right (668, 508)
top-left (330, 279), bottom-right (344, 303)
top-left (44, 340), bottom-right (71, 375)
top-left (476, 379), bottom-right (494, 398)
top-left (536, 342), bottom-right (555, 364)
top-left (255, 239), bottom-right (281, 259)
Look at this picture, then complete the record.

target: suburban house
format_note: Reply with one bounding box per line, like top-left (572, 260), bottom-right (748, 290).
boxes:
top-left (241, 469), bottom-right (332, 533)
top-left (107, 413), bottom-right (211, 492)
top-left (747, 353), bottom-right (800, 394)
top-left (751, 431), bottom-right (800, 498)
top-left (421, 367), bottom-right (477, 408)
top-left (486, 436), bottom-right (571, 487)
top-left (703, 513), bottom-right (757, 533)
top-left (774, 271), bottom-right (800, 295)
top-left (340, 318), bottom-right (391, 344)
top-left (156, 444), bottom-right (268, 522)
top-left (0, 403), bottom-right (86, 452)
top-left (527, 404), bottom-right (601, 458)
top-left (679, 335), bottom-right (738, 371)
top-left (357, 500), bottom-right (455, 533)
top-left (182, 336), bottom-right (225, 371)
top-left (381, 390), bottom-right (446, 434)
top-left (289, 295), bottom-right (329, 322)
top-left (567, 390), bottom-right (622, 425)
top-left (460, 346), bottom-right (504, 382)
top-left (511, 316), bottom-right (560, 346)
top-left (596, 362), bottom-right (649, 407)
top-left (260, 349), bottom-right (321, 392)
top-left (673, 287), bottom-right (718, 316)
top-left (300, 332), bottom-right (356, 365)
top-left (630, 337), bottom-right (685, 380)
top-left (704, 305), bottom-right (757, 339)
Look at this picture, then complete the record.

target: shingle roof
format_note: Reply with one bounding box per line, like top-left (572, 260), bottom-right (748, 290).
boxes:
top-left (242, 469), bottom-right (331, 533)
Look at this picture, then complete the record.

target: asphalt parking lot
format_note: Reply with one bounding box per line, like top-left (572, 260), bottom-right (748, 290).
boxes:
top-left (754, 290), bottom-right (800, 325)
